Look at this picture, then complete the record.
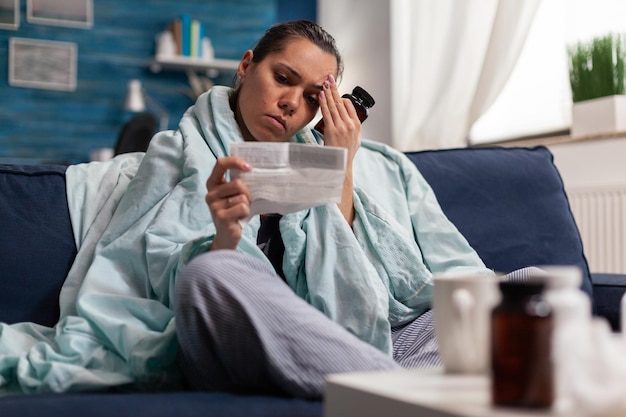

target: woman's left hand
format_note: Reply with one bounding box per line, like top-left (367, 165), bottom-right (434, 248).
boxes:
top-left (318, 74), bottom-right (359, 225)
top-left (318, 74), bottom-right (361, 165)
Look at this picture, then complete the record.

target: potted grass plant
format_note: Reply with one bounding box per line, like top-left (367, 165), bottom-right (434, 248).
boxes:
top-left (568, 33), bottom-right (626, 137)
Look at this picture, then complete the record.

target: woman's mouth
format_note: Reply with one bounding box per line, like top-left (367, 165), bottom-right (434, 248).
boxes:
top-left (267, 115), bottom-right (286, 131)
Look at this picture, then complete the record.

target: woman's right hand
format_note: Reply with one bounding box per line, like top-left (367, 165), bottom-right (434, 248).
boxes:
top-left (205, 156), bottom-right (252, 250)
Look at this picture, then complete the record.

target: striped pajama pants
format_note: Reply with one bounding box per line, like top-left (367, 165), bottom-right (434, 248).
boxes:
top-left (174, 250), bottom-right (537, 399)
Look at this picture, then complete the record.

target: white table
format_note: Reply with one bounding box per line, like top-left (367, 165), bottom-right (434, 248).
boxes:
top-left (324, 367), bottom-right (582, 417)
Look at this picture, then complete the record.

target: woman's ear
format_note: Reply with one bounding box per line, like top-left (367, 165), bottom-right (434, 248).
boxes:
top-left (237, 50), bottom-right (254, 79)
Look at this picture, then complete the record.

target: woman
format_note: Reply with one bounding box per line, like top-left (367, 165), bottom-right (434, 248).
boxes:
top-left (0, 20), bottom-right (495, 396)
top-left (173, 20), bottom-right (492, 398)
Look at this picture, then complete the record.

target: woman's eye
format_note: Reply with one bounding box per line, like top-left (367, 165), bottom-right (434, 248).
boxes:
top-left (275, 73), bottom-right (288, 84)
top-left (307, 95), bottom-right (319, 106)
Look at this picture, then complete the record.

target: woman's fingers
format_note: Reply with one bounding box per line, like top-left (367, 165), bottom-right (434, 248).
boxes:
top-left (319, 75), bottom-right (362, 163)
top-left (206, 156), bottom-right (252, 206)
top-left (211, 190), bottom-right (251, 223)
top-left (327, 74), bottom-right (351, 122)
top-left (320, 74), bottom-right (353, 129)
top-left (213, 191), bottom-right (250, 213)
top-left (205, 157), bottom-right (253, 250)
top-left (206, 178), bottom-right (251, 206)
top-left (207, 156), bottom-right (251, 187)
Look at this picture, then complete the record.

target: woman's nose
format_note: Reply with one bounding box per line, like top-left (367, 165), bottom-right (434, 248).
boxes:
top-left (279, 90), bottom-right (299, 114)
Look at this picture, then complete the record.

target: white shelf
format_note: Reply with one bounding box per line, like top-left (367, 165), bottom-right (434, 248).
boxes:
top-left (150, 55), bottom-right (239, 74)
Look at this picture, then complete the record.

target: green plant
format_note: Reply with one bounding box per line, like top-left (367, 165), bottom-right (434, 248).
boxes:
top-left (568, 33), bottom-right (626, 102)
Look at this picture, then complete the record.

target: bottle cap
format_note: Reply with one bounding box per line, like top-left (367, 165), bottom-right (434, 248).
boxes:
top-left (351, 86), bottom-right (375, 108)
top-left (499, 280), bottom-right (546, 298)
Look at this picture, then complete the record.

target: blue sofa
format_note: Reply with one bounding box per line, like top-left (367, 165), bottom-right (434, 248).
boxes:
top-left (1, 145), bottom-right (624, 416)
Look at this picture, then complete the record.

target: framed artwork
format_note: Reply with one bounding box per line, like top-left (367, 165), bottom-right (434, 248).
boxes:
top-left (9, 37), bottom-right (78, 91)
top-left (0, 0), bottom-right (19, 30)
top-left (27, 0), bottom-right (93, 28)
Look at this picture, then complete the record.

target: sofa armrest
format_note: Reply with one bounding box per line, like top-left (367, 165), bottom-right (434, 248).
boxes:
top-left (592, 273), bottom-right (626, 332)
top-left (0, 164), bottom-right (77, 326)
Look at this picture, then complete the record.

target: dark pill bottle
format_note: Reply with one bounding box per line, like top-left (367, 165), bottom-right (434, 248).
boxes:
top-left (314, 86), bottom-right (375, 134)
top-left (491, 280), bottom-right (554, 409)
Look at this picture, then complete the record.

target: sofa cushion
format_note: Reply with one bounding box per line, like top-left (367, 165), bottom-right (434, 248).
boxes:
top-left (405, 146), bottom-right (593, 300)
top-left (591, 273), bottom-right (626, 331)
top-left (0, 164), bottom-right (77, 326)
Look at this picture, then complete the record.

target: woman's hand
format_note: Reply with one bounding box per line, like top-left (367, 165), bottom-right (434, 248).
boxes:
top-left (318, 74), bottom-right (361, 165)
top-left (205, 156), bottom-right (252, 250)
top-left (318, 74), bottom-right (360, 225)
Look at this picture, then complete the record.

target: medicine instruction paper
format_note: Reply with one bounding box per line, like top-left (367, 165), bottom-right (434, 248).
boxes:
top-left (230, 142), bottom-right (347, 218)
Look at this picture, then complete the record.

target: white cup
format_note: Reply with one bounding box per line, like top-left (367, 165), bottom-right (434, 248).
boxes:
top-left (433, 272), bottom-right (501, 374)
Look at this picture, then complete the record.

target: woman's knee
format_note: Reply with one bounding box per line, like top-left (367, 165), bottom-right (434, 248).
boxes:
top-left (174, 250), bottom-right (257, 345)
top-left (175, 250), bottom-right (276, 306)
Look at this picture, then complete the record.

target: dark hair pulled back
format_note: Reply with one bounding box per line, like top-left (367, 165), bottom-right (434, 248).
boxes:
top-left (232, 20), bottom-right (343, 90)
top-left (251, 20), bottom-right (343, 79)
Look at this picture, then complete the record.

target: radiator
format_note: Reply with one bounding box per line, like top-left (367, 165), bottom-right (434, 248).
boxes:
top-left (567, 186), bottom-right (626, 274)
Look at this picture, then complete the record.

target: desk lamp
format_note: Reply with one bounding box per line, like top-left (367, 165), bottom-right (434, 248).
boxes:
top-left (124, 79), bottom-right (169, 132)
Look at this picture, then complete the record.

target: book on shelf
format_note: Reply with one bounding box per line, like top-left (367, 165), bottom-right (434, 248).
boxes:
top-left (162, 15), bottom-right (209, 60)
top-left (167, 19), bottom-right (182, 56)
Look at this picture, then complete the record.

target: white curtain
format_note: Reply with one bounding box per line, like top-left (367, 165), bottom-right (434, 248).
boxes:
top-left (390, 0), bottom-right (541, 151)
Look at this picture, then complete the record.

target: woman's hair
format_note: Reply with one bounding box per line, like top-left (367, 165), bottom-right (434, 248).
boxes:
top-left (251, 20), bottom-right (343, 79)
top-left (232, 20), bottom-right (343, 88)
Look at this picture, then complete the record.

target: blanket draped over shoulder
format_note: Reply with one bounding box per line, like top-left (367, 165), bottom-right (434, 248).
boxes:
top-left (0, 86), bottom-right (490, 394)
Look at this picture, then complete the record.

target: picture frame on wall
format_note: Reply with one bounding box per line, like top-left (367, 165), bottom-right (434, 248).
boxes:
top-left (0, 0), bottom-right (19, 30)
top-left (27, 0), bottom-right (93, 29)
top-left (9, 37), bottom-right (78, 91)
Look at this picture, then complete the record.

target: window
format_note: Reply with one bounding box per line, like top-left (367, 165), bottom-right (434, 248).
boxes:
top-left (469, 0), bottom-right (626, 145)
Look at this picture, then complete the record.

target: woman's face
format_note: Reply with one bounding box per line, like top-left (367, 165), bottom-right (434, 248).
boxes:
top-left (234, 38), bottom-right (338, 142)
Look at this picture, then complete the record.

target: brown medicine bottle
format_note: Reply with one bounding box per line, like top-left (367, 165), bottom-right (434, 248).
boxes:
top-left (314, 86), bottom-right (375, 134)
top-left (491, 280), bottom-right (554, 409)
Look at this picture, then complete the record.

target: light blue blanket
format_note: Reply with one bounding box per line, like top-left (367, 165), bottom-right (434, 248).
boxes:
top-left (0, 86), bottom-right (490, 393)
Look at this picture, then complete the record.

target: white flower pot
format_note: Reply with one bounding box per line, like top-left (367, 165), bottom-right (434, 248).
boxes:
top-left (571, 95), bottom-right (626, 137)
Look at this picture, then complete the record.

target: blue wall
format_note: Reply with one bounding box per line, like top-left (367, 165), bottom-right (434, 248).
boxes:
top-left (277, 0), bottom-right (316, 23)
top-left (0, 0), bottom-right (315, 164)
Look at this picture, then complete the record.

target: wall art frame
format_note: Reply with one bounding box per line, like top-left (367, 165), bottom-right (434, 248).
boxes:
top-left (27, 0), bottom-right (93, 29)
top-left (9, 37), bottom-right (78, 91)
top-left (0, 0), bottom-right (19, 30)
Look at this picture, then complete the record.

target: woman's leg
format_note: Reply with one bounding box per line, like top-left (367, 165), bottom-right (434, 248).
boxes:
top-left (392, 310), bottom-right (441, 368)
top-left (391, 266), bottom-right (544, 369)
top-left (174, 250), bottom-right (399, 399)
